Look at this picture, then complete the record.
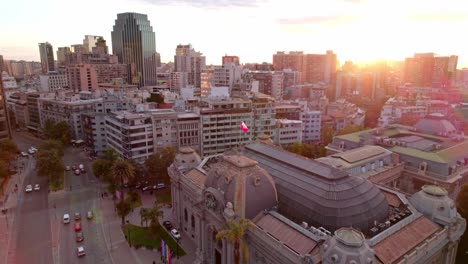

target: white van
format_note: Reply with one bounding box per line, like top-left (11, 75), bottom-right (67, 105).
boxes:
top-left (63, 213), bottom-right (70, 224)
top-left (79, 164), bottom-right (84, 170)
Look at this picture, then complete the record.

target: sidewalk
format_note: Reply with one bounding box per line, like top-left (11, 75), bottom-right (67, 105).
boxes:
top-left (100, 189), bottom-right (198, 264)
top-left (0, 157), bottom-right (31, 263)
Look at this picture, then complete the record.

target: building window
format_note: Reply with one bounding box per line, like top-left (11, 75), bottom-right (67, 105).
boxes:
top-left (361, 166), bottom-right (367, 173)
top-left (184, 209), bottom-right (188, 222)
top-left (191, 214), bottom-right (195, 229)
top-left (379, 160), bottom-right (384, 167)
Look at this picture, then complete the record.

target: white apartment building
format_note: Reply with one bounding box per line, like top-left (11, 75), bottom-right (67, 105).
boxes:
top-left (275, 119), bottom-right (303, 146)
top-left (1, 71), bottom-right (20, 99)
top-left (195, 97), bottom-right (253, 157)
top-left (301, 110), bottom-right (322, 142)
top-left (39, 72), bottom-right (68, 92)
top-left (251, 93), bottom-right (277, 140)
top-left (378, 98), bottom-right (427, 127)
top-left (82, 112), bottom-right (107, 156)
top-left (106, 111), bottom-right (154, 163)
top-left (150, 109), bottom-right (178, 153)
top-left (170, 72), bottom-right (188, 94)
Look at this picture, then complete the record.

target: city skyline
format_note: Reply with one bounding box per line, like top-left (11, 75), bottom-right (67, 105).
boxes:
top-left (1, 0), bottom-right (468, 67)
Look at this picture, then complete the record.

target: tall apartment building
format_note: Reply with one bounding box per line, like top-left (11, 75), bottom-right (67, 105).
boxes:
top-left (222, 55), bottom-right (240, 66)
top-left (26, 93), bottom-right (41, 132)
top-left (301, 110), bottom-right (321, 142)
top-left (0, 55), bottom-right (4, 73)
top-left (93, 64), bottom-right (129, 84)
top-left (273, 50), bottom-right (337, 85)
top-left (170, 72), bottom-right (188, 94)
top-left (174, 44), bottom-right (206, 88)
top-left (7, 92), bottom-right (29, 129)
top-left (66, 64), bottom-right (98, 92)
top-left (275, 119), bottom-right (302, 146)
top-left (195, 97), bottom-right (253, 157)
top-left (83, 35), bottom-right (103, 53)
top-left (38, 42), bottom-right (55, 73)
top-left (82, 112), bottom-right (107, 156)
top-left (251, 93), bottom-right (276, 139)
top-left (247, 71), bottom-right (284, 100)
top-left (1, 71), bottom-right (20, 99)
top-left (150, 109), bottom-right (178, 153)
top-left (112, 13), bottom-right (158, 87)
top-left (57, 47), bottom-right (71, 66)
top-left (0, 80), bottom-right (11, 141)
top-left (404, 53), bottom-right (458, 88)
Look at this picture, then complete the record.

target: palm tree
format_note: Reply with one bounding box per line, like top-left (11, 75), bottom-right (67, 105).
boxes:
top-left (111, 160), bottom-right (136, 225)
top-left (148, 200), bottom-right (164, 230)
top-left (216, 218), bottom-right (254, 264)
top-left (139, 208), bottom-right (151, 227)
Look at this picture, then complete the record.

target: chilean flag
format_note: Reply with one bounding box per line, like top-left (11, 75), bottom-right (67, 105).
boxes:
top-left (240, 122), bottom-right (249, 133)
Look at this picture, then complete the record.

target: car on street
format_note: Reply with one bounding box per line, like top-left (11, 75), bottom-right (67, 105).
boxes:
top-left (65, 166), bottom-right (71, 171)
top-left (74, 169), bottom-right (81, 175)
top-left (80, 167), bottom-right (86, 173)
top-left (25, 185), bottom-right (33, 193)
top-left (154, 183), bottom-right (166, 190)
top-left (72, 165), bottom-right (77, 170)
top-left (74, 222), bottom-right (82, 232)
top-left (142, 186), bottom-right (152, 192)
top-left (79, 164), bottom-right (84, 170)
top-left (170, 228), bottom-right (181, 239)
top-left (20, 152), bottom-right (28, 157)
top-left (30, 147), bottom-right (38, 152)
top-left (34, 184), bottom-right (40, 191)
top-left (74, 212), bottom-right (81, 221)
top-left (87, 211), bottom-right (93, 220)
top-left (28, 149), bottom-right (35, 155)
top-left (75, 232), bottom-right (84, 242)
top-left (134, 183), bottom-right (142, 189)
top-left (63, 214), bottom-right (71, 224)
top-left (163, 221), bottom-right (173, 230)
top-left (77, 246), bottom-right (86, 257)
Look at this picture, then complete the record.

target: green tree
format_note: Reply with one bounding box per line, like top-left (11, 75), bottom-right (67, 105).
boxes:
top-left (216, 218), bottom-right (254, 264)
top-left (116, 200), bottom-right (132, 223)
top-left (321, 124), bottom-right (335, 146)
top-left (146, 93), bottom-right (164, 103)
top-left (36, 149), bottom-right (65, 187)
top-left (43, 119), bottom-right (56, 139)
top-left (39, 140), bottom-right (64, 156)
top-left (0, 139), bottom-right (19, 168)
top-left (92, 159), bottom-right (113, 180)
top-left (139, 208), bottom-right (151, 227)
top-left (111, 160), bottom-right (136, 225)
top-left (104, 149), bottom-right (119, 162)
top-left (54, 121), bottom-right (71, 144)
top-left (148, 200), bottom-right (164, 231)
top-left (146, 153), bottom-right (164, 181)
top-left (0, 160), bottom-right (9, 179)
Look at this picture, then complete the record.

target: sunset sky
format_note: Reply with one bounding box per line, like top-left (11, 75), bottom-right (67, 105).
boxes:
top-left (1, 0), bottom-right (467, 67)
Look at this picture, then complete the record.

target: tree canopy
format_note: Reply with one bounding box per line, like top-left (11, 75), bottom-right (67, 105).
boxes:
top-left (216, 218), bottom-right (254, 264)
top-left (39, 140), bottom-right (64, 156)
top-left (43, 119), bottom-right (71, 144)
top-left (0, 139), bottom-right (19, 166)
top-left (145, 146), bottom-right (176, 182)
top-left (36, 149), bottom-right (64, 187)
top-left (146, 93), bottom-right (164, 103)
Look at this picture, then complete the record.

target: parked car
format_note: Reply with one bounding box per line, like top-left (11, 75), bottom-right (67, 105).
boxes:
top-left (74, 169), bottom-right (81, 176)
top-left (154, 183), bottom-right (166, 190)
top-left (30, 147), bottom-right (38, 152)
top-left (75, 232), bottom-right (84, 242)
top-left (65, 166), bottom-right (71, 171)
top-left (79, 164), bottom-right (84, 170)
top-left (163, 221), bottom-right (173, 231)
top-left (77, 246), bottom-right (86, 257)
top-left (72, 165), bottom-right (77, 170)
top-left (74, 212), bottom-right (81, 221)
top-left (170, 228), bottom-right (181, 239)
top-left (28, 149), bottom-right (35, 155)
top-left (87, 211), bottom-right (93, 220)
top-left (80, 168), bottom-right (86, 173)
top-left (34, 184), bottom-right (40, 191)
top-left (142, 186), bottom-right (152, 192)
top-left (74, 222), bottom-right (82, 232)
top-left (25, 185), bottom-right (33, 193)
top-left (134, 183), bottom-right (142, 189)
top-left (63, 214), bottom-right (71, 224)
top-left (20, 152), bottom-right (28, 157)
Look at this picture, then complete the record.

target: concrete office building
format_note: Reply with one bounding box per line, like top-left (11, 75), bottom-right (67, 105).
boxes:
top-left (111, 13), bottom-right (158, 87)
top-left (7, 92), bottom-right (29, 129)
top-left (66, 64), bottom-right (98, 92)
top-left (176, 112), bottom-right (201, 152)
top-left (301, 110), bottom-right (321, 142)
top-left (82, 112), bottom-right (108, 156)
top-left (194, 97), bottom-right (253, 157)
top-left (39, 72), bottom-right (68, 92)
top-left (275, 119), bottom-right (302, 146)
top-left (0, 80), bottom-right (11, 141)
top-left (1, 71), bottom-right (20, 99)
top-left (39, 42), bottom-right (55, 73)
top-left (83, 35), bottom-right (103, 53)
top-left (174, 44), bottom-right (206, 88)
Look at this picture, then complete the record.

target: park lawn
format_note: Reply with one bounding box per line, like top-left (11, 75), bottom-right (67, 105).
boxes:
top-left (122, 224), bottom-right (186, 256)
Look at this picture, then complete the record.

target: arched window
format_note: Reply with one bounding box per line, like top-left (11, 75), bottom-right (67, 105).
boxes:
top-left (191, 214), bottom-right (195, 228)
top-left (184, 208), bottom-right (188, 222)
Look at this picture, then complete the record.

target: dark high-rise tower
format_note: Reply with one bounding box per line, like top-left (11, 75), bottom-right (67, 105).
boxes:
top-left (0, 80), bottom-right (11, 141)
top-left (38, 42), bottom-right (55, 73)
top-left (111, 12), bottom-right (157, 87)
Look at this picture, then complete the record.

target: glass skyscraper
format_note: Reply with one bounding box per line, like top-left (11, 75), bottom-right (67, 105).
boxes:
top-left (38, 42), bottom-right (55, 73)
top-left (111, 12), bottom-right (157, 87)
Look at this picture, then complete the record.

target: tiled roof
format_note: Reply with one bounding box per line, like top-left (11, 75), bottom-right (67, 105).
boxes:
top-left (374, 216), bottom-right (440, 264)
top-left (253, 213), bottom-right (318, 255)
top-left (184, 169), bottom-right (207, 188)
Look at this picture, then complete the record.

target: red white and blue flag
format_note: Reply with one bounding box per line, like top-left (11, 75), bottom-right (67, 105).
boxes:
top-left (240, 122), bottom-right (249, 133)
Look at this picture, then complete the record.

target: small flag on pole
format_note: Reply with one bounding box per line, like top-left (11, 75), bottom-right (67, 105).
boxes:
top-left (240, 122), bottom-right (249, 133)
